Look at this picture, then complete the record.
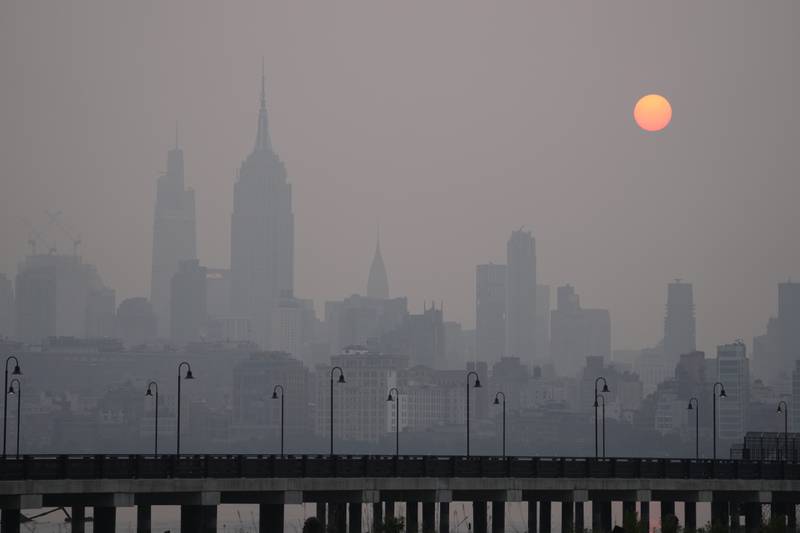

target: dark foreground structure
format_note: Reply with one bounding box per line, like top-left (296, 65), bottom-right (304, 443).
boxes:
top-left (1, 455), bottom-right (800, 532)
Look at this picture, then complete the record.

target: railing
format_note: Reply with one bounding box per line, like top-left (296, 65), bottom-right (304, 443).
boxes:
top-left (1, 455), bottom-right (800, 482)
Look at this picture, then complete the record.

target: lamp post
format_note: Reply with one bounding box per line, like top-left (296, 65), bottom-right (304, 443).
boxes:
top-left (593, 394), bottom-right (607, 458)
top-left (272, 385), bottom-right (285, 456)
top-left (7, 379), bottom-right (21, 458)
top-left (3, 356), bottom-right (21, 458)
top-left (176, 362), bottom-right (194, 456)
top-left (777, 401), bottom-right (788, 461)
top-left (712, 382), bottom-right (726, 460)
top-left (387, 387), bottom-right (400, 457)
top-left (145, 381), bottom-right (159, 456)
top-left (687, 397), bottom-right (699, 459)
top-left (594, 376), bottom-right (609, 458)
top-left (466, 371), bottom-right (482, 457)
top-left (493, 392), bottom-right (506, 457)
top-left (330, 366), bottom-right (346, 456)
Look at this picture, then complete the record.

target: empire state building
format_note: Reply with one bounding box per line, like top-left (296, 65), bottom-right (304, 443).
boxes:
top-left (230, 69), bottom-right (294, 348)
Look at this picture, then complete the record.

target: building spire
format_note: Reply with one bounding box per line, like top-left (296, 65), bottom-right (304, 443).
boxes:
top-left (175, 121), bottom-right (179, 150)
top-left (254, 58), bottom-right (272, 152)
top-left (366, 228), bottom-right (389, 300)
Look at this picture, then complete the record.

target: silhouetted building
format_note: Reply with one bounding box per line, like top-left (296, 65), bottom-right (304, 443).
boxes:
top-left (270, 292), bottom-right (317, 357)
top-left (381, 303), bottom-right (445, 368)
top-left (717, 341), bottom-right (749, 442)
top-left (366, 233), bottom-right (389, 300)
top-left (0, 274), bottom-right (14, 337)
top-left (443, 321), bottom-right (465, 366)
top-left (15, 254), bottom-right (114, 343)
top-left (550, 284), bottom-right (611, 377)
top-left (476, 263), bottom-right (506, 361)
top-left (778, 281), bottom-right (800, 371)
top-left (535, 284), bottom-right (551, 362)
top-left (116, 297), bottom-right (157, 346)
top-left (664, 280), bottom-right (696, 367)
top-left (506, 229), bottom-right (538, 363)
top-left (230, 68), bottom-right (294, 349)
top-left (325, 295), bottom-right (407, 354)
top-left (150, 138), bottom-right (196, 337)
top-left (205, 268), bottom-right (231, 318)
top-left (170, 259), bottom-right (207, 344)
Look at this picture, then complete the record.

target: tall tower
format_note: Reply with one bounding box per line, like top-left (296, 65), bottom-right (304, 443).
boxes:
top-left (366, 232), bottom-right (389, 299)
top-left (664, 279), bottom-right (696, 366)
top-left (230, 66), bottom-right (294, 348)
top-left (150, 133), bottom-right (196, 337)
top-left (505, 229), bottom-right (538, 363)
top-left (476, 263), bottom-right (506, 361)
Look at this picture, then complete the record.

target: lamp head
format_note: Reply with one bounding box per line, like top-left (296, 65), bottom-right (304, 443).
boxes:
top-left (474, 377), bottom-right (482, 388)
top-left (719, 388), bottom-right (726, 399)
top-left (272, 391), bottom-right (279, 400)
top-left (601, 383), bottom-right (610, 393)
top-left (145, 388), bottom-right (153, 397)
top-left (687, 402), bottom-right (693, 410)
top-left (7, 385), bottom-right (14, 395)
top-left (593, 399), bottom-right (599, 408)
top-left (11, 364), bottom-right (21, 376)
top-left (185, 369), bottom-right (194, 380)
top-left (777, 404), bottom-right (784, 414)
top-left (387, 393), bottom-right (394, 402)
top-left (338, 374), bottom-right (346, 384)
top-left (493, 397), bottom-right (500, 405)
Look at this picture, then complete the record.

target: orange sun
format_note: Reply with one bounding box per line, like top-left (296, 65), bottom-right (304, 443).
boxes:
top-left (634, 94), bottom-right (672, 132)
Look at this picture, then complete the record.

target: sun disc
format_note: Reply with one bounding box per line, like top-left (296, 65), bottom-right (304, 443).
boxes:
top-left (634, 94), bottom-right (672, 132)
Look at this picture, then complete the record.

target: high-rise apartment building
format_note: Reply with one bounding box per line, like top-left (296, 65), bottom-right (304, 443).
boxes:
top-left (664, 280), bottom-right (696, 366)
top-left (717, 341), bottom-right (749, 443)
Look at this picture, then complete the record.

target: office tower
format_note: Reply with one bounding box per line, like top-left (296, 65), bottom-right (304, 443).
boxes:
top-left (231, 351), bottom-right (311, 443)
top-left (116, 297), bottom-right (157, 347)
top-left (0, 274), bottom-right (14, 337)
top-left (505, 229), bottom-right (537, 362)
top-left (778, 281), bottom-right (800, 368)
top-left (230, 68), bottom-right (294, 348)
top-left (792, 361), bottom-right (800, 432)
top-left (476, 263), bottom-right (506, 361)
top-left (271, 292), bottom-right (317, 357)
top-left (535, 283), bottom-right (551, 361)
top-left (366, 233), bottom-right (389, 299)
top-left (717, 341), bottom-right (749, 442)
top-left (15, 253), bottom-right (114, 343)
top-left (170, 259), bottom-right (207, 344)
top-left (381, 303), bottom-right (445, 368)
top-left (325, 295), bottom-right (408, 354)
top-left (315, 347), bottom-right (409, 443)
top-left (205, 268), bottom-right (231, 319)
top-left (150, 137), bottom-right (196, 337)
top-left (664, 280), bottom-right (696, 366)
top-left (550, 284), bottom-right (611, 377)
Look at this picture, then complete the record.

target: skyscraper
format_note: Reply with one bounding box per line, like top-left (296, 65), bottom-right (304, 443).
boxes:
top-left (664, 280), bottom-right (696, 366)
top-left (170, 259), bottom-right (207, 344)
top-left (366, 233), bottom-right (389, 299)
top-left (476, 263), bottom-right (506, 361)
top-left (230, 67), bottom-right (294, 348)
top-left (717, 341), bottom-right (749, 443)
top-left (778, 281), bottom-right (800, 369)
top-left (550, 284), bottom-right (611, 377)
top-left (150, 134), bottom-right (196, 337)
top-left (505, 229), bottom-right (537, 363)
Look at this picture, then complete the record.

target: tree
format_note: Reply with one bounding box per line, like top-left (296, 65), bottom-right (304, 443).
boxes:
top-left (303, 517), bottom-right (324, 533)
top-left (378, 516), bottom-right (405, 533)
top-left (662, 514), bottom-right (681, 533)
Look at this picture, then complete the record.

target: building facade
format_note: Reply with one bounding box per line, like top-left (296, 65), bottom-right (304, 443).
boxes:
top-left (476, 263), bottom-right (506, 362)
top-left (505, 230), bottom-right (537, 363)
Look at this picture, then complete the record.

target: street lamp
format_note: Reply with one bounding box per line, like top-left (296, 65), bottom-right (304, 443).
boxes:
top-left (466, 371), bottom-right (482, 457)
top-left (687, 397), bottom-right (699, 459)
top-left (145, 381), bottom-right (159, 456)
top-left (777, 401), bottom-right (788, 461)
top-left (712, 382), bottom-right (726, 460)
top-left (272, 385), bottom-right (285, 456)
top-left (3, 356), bottom-right (21, 458)
top-left (493, 392), bottom-right (506, 458)
top-left (176, 361), bottom-right (194, 456)
top-left (7, 379), bottom-right (21, 458)
top-left (594, 377), bottom-right (609, 458)
top-left (387, 387), bottom-right (400, 457)
top-left (593, 394), bottom-right (607, 458)
top-left (330, 366), bottom-right (345, 456)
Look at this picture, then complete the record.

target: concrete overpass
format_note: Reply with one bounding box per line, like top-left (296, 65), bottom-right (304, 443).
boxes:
top-left (1, 455), bottom-right (799, 533)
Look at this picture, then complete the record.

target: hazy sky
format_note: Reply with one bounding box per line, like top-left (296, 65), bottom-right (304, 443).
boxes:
top-left (1, 1), bottom-right (798, 354)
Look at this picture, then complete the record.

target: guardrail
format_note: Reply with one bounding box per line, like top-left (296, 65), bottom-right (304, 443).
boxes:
top-left (1, 456), bottom-right (800, 482)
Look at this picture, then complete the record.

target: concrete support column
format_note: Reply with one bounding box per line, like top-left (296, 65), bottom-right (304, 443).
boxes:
top-left (745, 504), bottom-right (761, 533)
top-left (492, 501), bottom-right (505, 533)
top-left (180, 505), bottom-right (217, 533)
top-left (71, 506), bottom-right (86, 533)
top-left (439, 502), bottom-right (450, 533)
top-left (1, 509), bottom-right (21, 533)
top-left (473, 501), bottom-right (488, 533)
top-left (684, 502), bottom-right (697, 533)
top-left (422, 502), bottom-right (435, 533)
top-left (622, 501), bottom-right (636, 523)
top-left (788, 504), bottom-right (797, 532)
top-left (731, 503), bottom-right (741, 533)
top-left (373, 502), bottom-right (384, 533)
top-left (593, 501), bottom-right (611, 533)
top-left (349, 502), bottom-right (362, 533)
top-left (407, 500), bottom-right (419, 533)
top-left (317, 502), bottom-right (327, 532)
top-left (661, 501), bottom-right (675, 520)
top-left (574, 502), bottom-right (584, 533)
top-left (386, 500), bottom-right (395, 519)
top-left (540, 500), bottom-right (552, 533)
top-left (528, 501), bottom-right (538, 533)
top-left (137, 505), bottom-right (152, 533)
top-left (640, 502), bottom-right (650, 532)
top-left (95, 507), bottom-right (117, 533)
top-left (260, 503), bottom-right (284, 533)
top-left (712, 502), bottom-right (729, 529)
top-left (328, 503), bottom-right (346, 533)
top-left (562, 501), bottom-right (575, 533)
